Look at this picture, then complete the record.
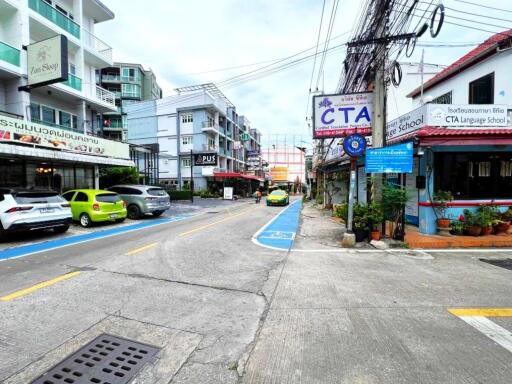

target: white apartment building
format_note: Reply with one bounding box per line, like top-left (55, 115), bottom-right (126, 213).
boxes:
top-left (0, 0), bottom-right (132, 190)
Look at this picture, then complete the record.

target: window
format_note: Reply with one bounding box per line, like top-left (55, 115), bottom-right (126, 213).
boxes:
top-left (182, 136), bottom-right (193, 145)
top-left (59, 111), bottom-right (72, 128)
top-left (69, 63), bottom-right (76, 75)
top-left (72, 115), bottom-right (78, 129)
top-left (181, 114), bottom-right (193, 123)
top-left (74, 192), bottom-right (88, 202)
top-left (121, 68), bottom-right (140, 82)
top-left (30, 103), bottom-right (41, 120)
top-left (121, 83), bottom-right (141, 98)
top-left (432, 91), bottom-right (452, 104)
top-left (207, 115), bottom-right (215, 127)
top-left (208, 137), bottom-right (215, 149)
top-left (41, 106), bottom-right (56, 124)
top-left (435, 152), bottom-right (512, 199)
top-left (182, 158), bottom-right (192, 167)
top-left (96, 193), bottom-right (121, 203)
top-left (469, 73), bottom-right (494, 104)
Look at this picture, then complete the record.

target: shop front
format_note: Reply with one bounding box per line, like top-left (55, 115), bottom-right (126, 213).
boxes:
top-left (0, 115), bottom-right (134, 192)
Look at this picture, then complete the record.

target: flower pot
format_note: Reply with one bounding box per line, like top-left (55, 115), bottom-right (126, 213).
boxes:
top-left (437, 218), bottom-right (451, 228)
top-left (481, 226), bottom-right (493, 236)
top-left (354, 229), bottom-right (368, 242)
top-left (466, 225), bottom-right (482, 237)
top-left (371, 230), bottom-right (381, 241)
top-left (495, 222), bottom-right (511, 234)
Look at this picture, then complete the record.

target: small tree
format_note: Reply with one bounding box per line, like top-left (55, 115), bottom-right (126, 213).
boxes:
top-left (99, 167), bottom-right (139, 189)
top-left (382, 182), bottom-right (409, 239)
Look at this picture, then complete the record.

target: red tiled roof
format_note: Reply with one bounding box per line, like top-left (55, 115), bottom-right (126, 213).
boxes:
top-left (408, 30), bottom-right (512, 98)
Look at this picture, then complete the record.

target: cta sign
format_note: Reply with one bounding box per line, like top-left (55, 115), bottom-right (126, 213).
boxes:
top-left (193, 152), bottom-right (218, 166)
top-left (27, 35), bottom-right (68, 88)
top-left (313, 92), bottom-right (373, 139)
top-left (386, 106), bottom-right (426, 141)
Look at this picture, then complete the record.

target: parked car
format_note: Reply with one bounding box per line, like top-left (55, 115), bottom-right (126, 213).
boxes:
top-left (266, 190), bottom-right (290, 206)
top-left (107, 185), bottom-right (171, 220)
top-left (61, 189), bottom-right (127, 227)
top-left (0, 188), bottom-right (72, 239)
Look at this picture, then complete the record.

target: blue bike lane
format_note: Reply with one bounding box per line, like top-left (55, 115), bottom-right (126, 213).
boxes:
top-left (252, 199), bottom-right (302, 251)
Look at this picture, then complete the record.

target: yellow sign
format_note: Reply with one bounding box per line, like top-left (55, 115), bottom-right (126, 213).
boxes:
top-left (271, 167), bottom-right (289, 182)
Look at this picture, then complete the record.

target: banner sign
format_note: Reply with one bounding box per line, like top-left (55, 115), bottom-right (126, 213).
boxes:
top-left (365, 142), bottom-right (414, 173)
top-left (27, 35), bottom-right (68, 88)
top-left (0, 115), bottom-right (130, 159)
top-left (193, 152), bottom-right (218, 166)
top-left (324, 136), bottom-right (372, 163)
top-left (386, 104), bottom-right (509, 141)
top-left (313, 92), bottom-right (373, 139)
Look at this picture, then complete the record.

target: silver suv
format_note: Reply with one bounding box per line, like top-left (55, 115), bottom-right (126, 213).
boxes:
top-left (107, 185), bottom-right (170, 220)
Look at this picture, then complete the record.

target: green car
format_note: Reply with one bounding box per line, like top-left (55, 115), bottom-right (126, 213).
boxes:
top-left (266, 190), bottom-right (290, 206)
top-left (61, 189), bottom-right (128, 227)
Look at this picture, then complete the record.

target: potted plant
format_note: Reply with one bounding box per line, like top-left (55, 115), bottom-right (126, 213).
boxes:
top-left (463, 209), bottom-right (481, 236)
top-left (382, 183), bottom-right (409, 240)
top-left (450, 215), bottom-right (464, 235)
top-left (476, 205), bottom-right (499, 236)
top-left (433, 191), bottom-right (454, 229)
top-left (353, 203), bottom-right (369, 242)
top-left (367, 203), bottom-right (384, 241)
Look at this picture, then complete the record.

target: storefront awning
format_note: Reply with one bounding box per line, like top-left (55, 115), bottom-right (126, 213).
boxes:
top-left (213, 172), bottom-right (264, 182)
top-left (388, 127), bottom-right (512, 146)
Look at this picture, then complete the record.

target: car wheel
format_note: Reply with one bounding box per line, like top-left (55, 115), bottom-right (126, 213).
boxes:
top-left (53, 225), bottom-right (69, 234)
top-left (79, 213), bottom-right (92, 228)
top-left (127, 204), bottom-right (141, 220)
top-left (115, 218), bottom-right (126, 223)
top-left (153, 210), bottom-right (164, 217)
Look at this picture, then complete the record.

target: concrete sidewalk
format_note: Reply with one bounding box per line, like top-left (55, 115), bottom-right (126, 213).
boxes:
top-left (241, 202), bottom-right (512, 383)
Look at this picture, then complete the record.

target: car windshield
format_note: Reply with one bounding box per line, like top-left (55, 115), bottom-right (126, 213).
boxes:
top-left (271, 191), bottom-right (286, 196)
top-left (147, 188), bottom-right (166, 196)
top-left (13, 192), bottom-right (63, 204)
top-left (96, 193), bottom-right (121, 203)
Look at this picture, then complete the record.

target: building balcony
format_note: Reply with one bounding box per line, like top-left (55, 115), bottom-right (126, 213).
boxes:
top-left (29, 0), bottom-right (80, 39)
top-left (96, 85), bottom-right (116, 107)
top-left (32, 118), bottom-right (82, 133)
top-left (121, 75), bottom-right (141, 83)
top-left (0, 41), bottom-right (20, 67)
top-left (121, 91), bottom-right (141, 99)
top-left (82, 28), bottom-right (113, 66)
top-left (62, 73), bottom-right (82, 91)
top-left (201, 121), bottom-right (224, 136)
top-left (102, 74), bottom-right (121, 82)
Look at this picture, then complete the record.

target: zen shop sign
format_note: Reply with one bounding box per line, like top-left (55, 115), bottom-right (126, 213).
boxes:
top-left (386, 104), bottom-right (508, 141)
top-left (27, 35), bottom-right (69, 88)
top-left (193, 152), bottom-right (218, 166)
top-left (0, 115), bottom-right (130, 160)
top-left (313, 92), bottom-right (373, 139)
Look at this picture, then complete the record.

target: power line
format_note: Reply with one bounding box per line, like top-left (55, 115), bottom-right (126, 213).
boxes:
top-left (309, 0), bottom-right (327, 93)
top-left (315, 0), bottom-right (341, 90)
top-left (453, 0), bottom-right (512, 14)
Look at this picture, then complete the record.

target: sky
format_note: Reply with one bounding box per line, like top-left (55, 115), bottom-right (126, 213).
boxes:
top-left (97, 0), bottom-right (512, 148)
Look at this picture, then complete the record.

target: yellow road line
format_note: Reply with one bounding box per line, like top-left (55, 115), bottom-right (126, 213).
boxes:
top-left (0, 271), bottom-right (81, 302)
top-left (179, 207), bottom-right (257, 237)
top-left (125, 242), bottom-right (158, 256)
top-left (448, 308), bottom-right (512, 317)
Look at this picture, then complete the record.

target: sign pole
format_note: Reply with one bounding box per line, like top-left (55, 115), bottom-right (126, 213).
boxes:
top-left (190, 149), bottom-right (194, 203)
top-left (347, 157), bottom-right (357, 233)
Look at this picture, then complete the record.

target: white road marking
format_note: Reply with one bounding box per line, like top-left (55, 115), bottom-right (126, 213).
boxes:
top-left (459, 316), bottom-right (512, 354)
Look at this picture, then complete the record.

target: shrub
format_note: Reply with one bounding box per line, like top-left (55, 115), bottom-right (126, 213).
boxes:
top-left (167, 190), bottom-right (191, 200)
top-left (433, 190), bottom-right (454, 219)
top-left (334, 203), bottom-right (348, 222)
top-left (99, 167), bottom-right (139, 188)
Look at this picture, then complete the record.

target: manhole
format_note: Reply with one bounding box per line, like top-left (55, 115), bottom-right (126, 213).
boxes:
top-left (480, 258), bottom-right (512, 271)
top-left (32, 334), bottom-right (160, 384)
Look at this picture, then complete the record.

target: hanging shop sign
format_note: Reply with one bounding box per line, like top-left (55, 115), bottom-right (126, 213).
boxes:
top-left (386, 105), bottom-right (427, 141)
top-left (343, 133), bottom-right (367, 157)
top-left (193, 152), bottom-right (218, 166)
top-left (240, 133), bottom-right (250, 141)
top-left (313, 92), bottom-right (373, 139)
top-left (27, 35), bottom-right (68, 88)
top-left (0, 115), bottom-right (130, 159)
top-left (365, 142), bottom-right (414, 174)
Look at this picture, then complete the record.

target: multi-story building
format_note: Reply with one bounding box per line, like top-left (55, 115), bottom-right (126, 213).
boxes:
top-left (0, 0), bottom-right (133, 190)
top-left (125, 83), bottom-right (262, 192)
top-left (98, 62), bottom-right (162, 141)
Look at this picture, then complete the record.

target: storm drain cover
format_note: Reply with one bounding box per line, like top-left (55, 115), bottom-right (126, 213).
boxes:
top-left (32, 334), bottom-right (161, 384)
top-left (480, 258), bottom-right (512, 271)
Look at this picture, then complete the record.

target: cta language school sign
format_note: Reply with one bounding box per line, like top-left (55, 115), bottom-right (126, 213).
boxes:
top-left (0, 115), bottom-right (130, 159)
top-left (386, 104), bottom-right (508, 141)
top-left (313, 92), bottom-right (373, 139)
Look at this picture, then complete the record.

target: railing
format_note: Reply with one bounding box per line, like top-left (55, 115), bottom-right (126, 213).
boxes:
top-left (29, 0), bottom-right (80, 39)
top-left (201, 121), bottom-right (220, 132)
top-left (96, 85), bottom-right (116, 106)
top-left (103, 120), bottom-right (124, 129)
top-left (32, 118), bottom-right (82, 133)
top-left (121, 90), bottom-right (141, 98)
top-left (0, 41), bottom-right (20, 67)
top-left (62, 73), bottom-right (82, 91)
top-left (102, 74), bottom-right (121, 82)
top-left (82, 29), bottom-right (112, 62)
top-left (121, 75), bottom-right (141, 83)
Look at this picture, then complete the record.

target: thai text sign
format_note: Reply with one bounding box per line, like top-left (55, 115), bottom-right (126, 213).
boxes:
top-left (365, 142), bottom-right (414, 173)
top-left (27, 35), bottom-right (68, 87)
top-left (0, 115), bottom-right (130, 159)
top-left (313, 92), bottom-right (373, 139)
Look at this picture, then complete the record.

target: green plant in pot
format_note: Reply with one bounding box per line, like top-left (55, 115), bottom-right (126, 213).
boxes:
top-left (352, 203), bottom-right (369, 242)
top-left (382, 183), bottom-right (408, 240)
top-left (463, 209), bottom-right (481, 236)
top-left (367, 203), bottom-right (384, 241)
top-left (476, 205), bottom-right (500, 236)
top-left (433, 190), bottom-right (454, 229)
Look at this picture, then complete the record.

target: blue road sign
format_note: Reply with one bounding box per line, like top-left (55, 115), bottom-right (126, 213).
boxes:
top-left (343, 133), bottom-right (367, 157)
top-left (365, 142), bottom-right (414, 173)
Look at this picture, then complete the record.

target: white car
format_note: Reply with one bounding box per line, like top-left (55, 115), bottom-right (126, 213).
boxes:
top-left (0, 188), bottom-right (72, 240)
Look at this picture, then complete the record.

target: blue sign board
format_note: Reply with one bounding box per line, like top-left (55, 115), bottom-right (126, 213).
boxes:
top-left (343, 133), bottom-right (367, 157)
top-left (365, 142), bottom-right (414, 173)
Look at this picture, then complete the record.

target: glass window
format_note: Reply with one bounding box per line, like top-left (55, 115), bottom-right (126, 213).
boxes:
top-left (181, 114), bottom-right (193, 123)
top-left (182, 136), bottom-right (193, 145)
top-left (41, 106), bottom-right (56, 124)
top-left (59, 111), bottom-right (72, 127)
top-left (69, 63), bottom-right (76, 75)
top-left (147, 188), bottom-right (166, 196)
top-left (432, 91), bottom-right (452, 104)
top-left (62, 191), bottom-right (75, 201)
top-left (14, 192), bottom-right (63, 204)
top-left (30, 103), bottom-right (41, 120)
top-left (72, 115), bottom-right (78, 129)
top-left (96, 193), bottom-right (121, 203)
top-left (122, 83), bottom-right (141, 97)
top-left (469, 73), bottom-right (494, 104)
top-left (74, 192), bottom-right (88, 202)
top-left (182, 158), bottom-right (191, 167)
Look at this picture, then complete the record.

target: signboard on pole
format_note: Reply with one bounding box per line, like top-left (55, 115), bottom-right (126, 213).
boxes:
top-left (193, 152), bottom-right (218, 166)
top-left (365, 142), bottom-right (414, 173)
top-left (343, 133), bottom-right (367, 157)
top-left (313, 92), bottom-right (373, 138)
top-left (223, 187), bottom-right (234, 200)
top-left (27, 35), bottom-right (68, 88)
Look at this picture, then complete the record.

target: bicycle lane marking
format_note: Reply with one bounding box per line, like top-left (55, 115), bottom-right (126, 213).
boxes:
top-left (0, 215), bottom-right (191, 262)
top-left (252, 200), bottom-right (302, 251)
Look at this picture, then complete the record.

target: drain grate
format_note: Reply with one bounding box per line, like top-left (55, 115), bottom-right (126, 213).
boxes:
top-left (32, 334), bottom-right (160, 384)
top-left (480, 258), bottom-right (512, 271)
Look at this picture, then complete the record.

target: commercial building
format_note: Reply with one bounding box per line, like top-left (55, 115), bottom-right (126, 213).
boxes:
top-left (0, 0), bottom-right (133, 190)
top-left (125, 83), bottom-right (262, 193)
top-left (98, 62), bottom-right (162, 141)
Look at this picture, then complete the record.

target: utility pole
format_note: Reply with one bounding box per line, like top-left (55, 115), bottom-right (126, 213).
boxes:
top-left (190, 149), bottom-right (194, 203)
top-left (420, 48), bottom-right (425, 104)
